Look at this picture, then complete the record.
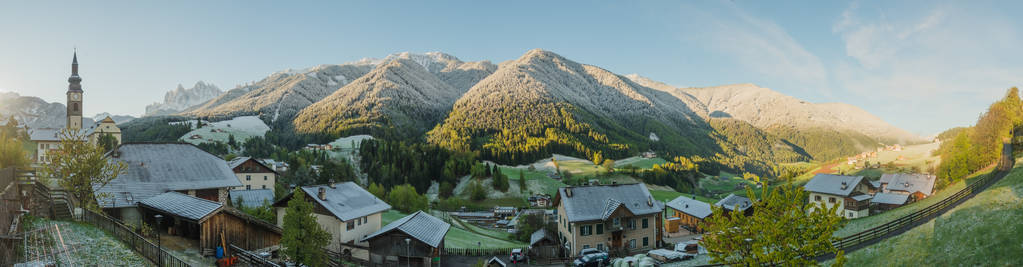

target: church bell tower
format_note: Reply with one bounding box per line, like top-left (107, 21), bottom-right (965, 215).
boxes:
top-left (67, 51), bottom-right (83, 130)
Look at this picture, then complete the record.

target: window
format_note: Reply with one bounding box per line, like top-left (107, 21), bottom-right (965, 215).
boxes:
top-left (580, 225), bottom-right (592, 236)
top-left (613, 218), bottom-right (621, 227)
top-left (246, 185), bottom-right (251, 190)
top-left (829, 197), bottom-right (836, 203)
top-left (643, 237), bottom-right (649, 247)
top-left (246, 175), bottom-right (251, 181)
top-left (815, 195), bottom-right (821, 201)
top-left (848, 212), bottom-right (853, 218)
top-left (264, 176), bottom-right (268, 180)
top-left (363, 217), bottom-right (367, 223)
top-left (569, 223), bottom-right (572, 233)
top-left (627, 218), bottom-right (636, 230)
top-left (597, 244), bottom-right (604, 251)
top-left (628, 239), bottom-right (636, 249)
top-left (358, 218), bottom-right (362, 226)
top-left (582, 245), bottom-right (590, 250)
top-left (262, 185), bottom-right (266, 189)
top-left (346, 221), bottom-right (355, 230)
top-left (642, 218), bottom-right (648, 229)
top-left (596, 223), bottom-right (603, 235)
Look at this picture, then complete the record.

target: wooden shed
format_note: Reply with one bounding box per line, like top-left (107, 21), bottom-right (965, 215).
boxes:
top-left (138, 192), bottom-right (281, 256)
top-left (361, 211), bottom-right (450, 267)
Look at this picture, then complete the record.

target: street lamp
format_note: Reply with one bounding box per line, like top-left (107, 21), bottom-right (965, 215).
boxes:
top-left (155, 214), bottom-right (164, 266)
top-left (405, 238), bottom-right (411, 267)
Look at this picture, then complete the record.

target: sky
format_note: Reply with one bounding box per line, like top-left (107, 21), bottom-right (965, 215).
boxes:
top-left (1, 1), bottom-right (1021, 135)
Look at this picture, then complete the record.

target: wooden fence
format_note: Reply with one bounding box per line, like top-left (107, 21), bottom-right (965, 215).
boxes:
top-left (229, 244), bottom-right (280, 267)
top-left (82, 209), bottom-right (193, 267)
top-left (443, 247), bottom-right (526, 256)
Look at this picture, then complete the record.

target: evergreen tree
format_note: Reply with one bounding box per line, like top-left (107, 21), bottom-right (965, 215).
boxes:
top-left (281, 189), bottom-right (330, 267)
top-left (485, 162), bottom-right (492, 177)
top-left (518, 169), bottom-right (527, 192)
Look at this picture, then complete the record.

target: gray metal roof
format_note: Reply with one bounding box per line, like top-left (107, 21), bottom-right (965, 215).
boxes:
top-left (881, 173), bottom-right (936, 196)
top-left (95, 143), bottom-right (243, 208)
top-left (530, 228), bottom-right (555, 246)
top-left (138, 192), bottom-right (223, 222)
top-left (872, 193), bottom-right (909, 205)
top-left (361, 210), bottom-right (451, 248)
top-left (105, 143), bottom-right (243, 191)
top-left (95, 182), bottom-right (167, 208)
top-left (870, 180), bottom-right (882, 189)
top-left (230, 189), bottom-right (275, 208)
top-left (300, 182), bottom-right (391, 221)
top-left (851, 194), bottom-right (873, 201)
top-left (29, 128), bottom-right (61, 141)
top-left (666, 196), bottom-right (713, 219)
top-left (557, 183), bottom-right (662, 223)
top-left (803, 174), bottom-right (866, 196)
top-left (227, 156), bottom-right (250, 169)
top-left (714, 194), bottom-right (752, 212)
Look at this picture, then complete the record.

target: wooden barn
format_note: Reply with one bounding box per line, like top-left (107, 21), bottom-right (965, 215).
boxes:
top-left (138, 192), bottom-right (281, 255)
top-left (361, 211), bottom-right (451, 267)
top-left (665, 196), bottom-right (712, 234)
top-left (529, 228), bottom-right (561, 259)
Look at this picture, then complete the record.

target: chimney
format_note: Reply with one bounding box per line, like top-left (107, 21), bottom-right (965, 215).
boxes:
top-left (841, 181), bottom-right (848, 190)
top-left (647, 196), bottom-right (653, 207)
top-left (329, 179), bottom-right (336, 188)
top-left (318, 187), bottom-right (326, 201)
top-left (565, 188), bottom-right (572, 198)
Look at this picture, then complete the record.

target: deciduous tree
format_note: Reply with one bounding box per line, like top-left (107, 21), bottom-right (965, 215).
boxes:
top-left (39, 129), bottom-right (127, 210)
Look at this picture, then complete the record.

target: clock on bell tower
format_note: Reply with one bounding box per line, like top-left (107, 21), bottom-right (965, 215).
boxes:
top-left (67, 51), bottom-right (83, 130)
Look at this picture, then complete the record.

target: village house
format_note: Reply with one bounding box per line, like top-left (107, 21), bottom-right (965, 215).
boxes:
top-left (273, 182), bottom-right (391, 260)
top-left (361, 210), bottom-right (451, 267)
top-left (554, 183), bottom-right (662, 257)
top-left (529, 194), bottom-right (552, 207)
top-left (715, 194), bottom-right (754, 217)
top-left (227, 156), bottom-right (277, 192)
top-left (666, 195), bottom-right (712, 233)
top-left (804, 174), bottom-right (875, 219)
top-left (879, 173), bottom-right (937, 200)
top-left (94, 143), bottom-right (243, 225)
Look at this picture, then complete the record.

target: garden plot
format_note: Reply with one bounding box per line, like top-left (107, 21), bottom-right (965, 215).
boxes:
top-left (178, 116), bottom-right (270, 145)
top-left (21, 217), bottom-right (148, 266)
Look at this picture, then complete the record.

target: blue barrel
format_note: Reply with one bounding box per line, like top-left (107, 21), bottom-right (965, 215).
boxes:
top-left (216, 246), bottom-right (224, 259)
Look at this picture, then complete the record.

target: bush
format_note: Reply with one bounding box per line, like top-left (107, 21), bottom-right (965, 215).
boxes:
top-left (387, 184), bottom-right (428, 213)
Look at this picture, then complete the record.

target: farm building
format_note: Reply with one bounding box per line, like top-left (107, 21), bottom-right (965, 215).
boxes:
top-left (714, 194), bottom-right (753, 217)
top-left (273, 182), bottom-right (391, 260)
top-left (666, 196), bottom-right (712, 233)
top-left (95, 143), bottom-right (243, 226)
top-left (879, 173), bottom-right (937, 201)
top-left (529, 228), bottom-right (560, 258)
top-left (362, 210), bottom-right (451, 267)
top-left (227, 157), bottom-right (277, 192)
top-left (871, 193), bottom-right (910, 211)
top-left (138, 192), bottom-right (281, 255)
top-left (804, 174), bottom-right (876, 219)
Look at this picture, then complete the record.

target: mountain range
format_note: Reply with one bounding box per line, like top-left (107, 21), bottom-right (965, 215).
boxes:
top-left (145, 49), bottom-right (923, 174)
top-left (145, 81), bottom-right (223, 116)
top-left (0, 92), bottom-right (135, 129)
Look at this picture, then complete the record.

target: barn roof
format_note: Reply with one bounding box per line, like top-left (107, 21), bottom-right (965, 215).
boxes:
top-left (362, 210), bottom-right (451, 248)
top-left (230, 189), bottom-right (275, 208)
top-left (556, 183), bottom-right (661, 223)
top-left (95, 143), bottom-right (242, 208)
top-left (530, 228), bottom-right (556, 246)
top-left (881, 173), bottom-right (936, 196)
top-left (872, 193), bottom-right (910, 205)
top-left (804, 174), bottom-right (867, 196)
top-left (666, 196), bottom-right (713, 219)
top-left (138, 192), bottom-right (223, 222)
top-left (715, 194), bottom-right (753, 212)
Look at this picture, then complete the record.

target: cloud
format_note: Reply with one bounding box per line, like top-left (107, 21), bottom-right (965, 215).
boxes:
top-left (676, 2), bottom-right (829, 93)
top-left (832, 3), bottom-right (1023, 133)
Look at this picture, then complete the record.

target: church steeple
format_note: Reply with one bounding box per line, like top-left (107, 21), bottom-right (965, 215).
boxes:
top-left (66, 51), bottom-right (83, 130)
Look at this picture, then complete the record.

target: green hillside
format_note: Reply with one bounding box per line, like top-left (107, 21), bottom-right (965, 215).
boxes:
top-left (841, 159), bottom-right (1023, 265)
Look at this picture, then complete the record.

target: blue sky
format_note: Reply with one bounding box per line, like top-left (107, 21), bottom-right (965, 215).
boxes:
top-left (1, 1), bottom-right (1021, 135)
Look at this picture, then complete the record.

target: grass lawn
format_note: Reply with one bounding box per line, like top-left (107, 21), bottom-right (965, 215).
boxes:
top-left (615, 157), bottom-right (667, 169)
top-left (382, 210), bottom-right (526, 249)
top-left (835, 166), bottom-right (993, 237)
top-left (650, 189), bottom-right (718, 204)
top-left (838, 160), bottom-right (1023, 265)
top-left (24, 217), bottom-right (148, 266)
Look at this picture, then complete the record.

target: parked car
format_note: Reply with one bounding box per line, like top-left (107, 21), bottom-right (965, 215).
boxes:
top-left (510, 248), bottom-right (526, 263)
top-left (573, 249), bottom-right (610, 267)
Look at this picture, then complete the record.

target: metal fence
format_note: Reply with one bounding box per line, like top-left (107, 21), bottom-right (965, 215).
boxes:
top-left (229, 244), bottom-right (280, 267)
top-left (443, 247), bottom-right (526, 256)
top-left (81, 209), bottom-right (193, 267)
